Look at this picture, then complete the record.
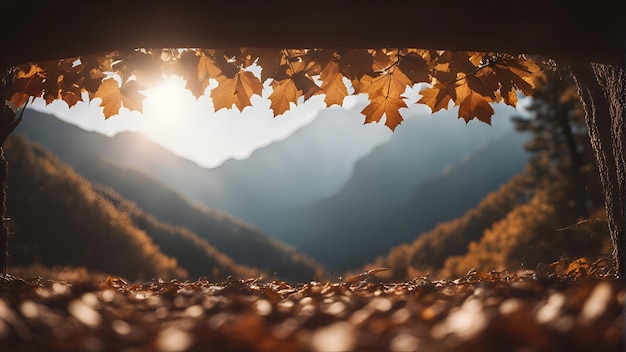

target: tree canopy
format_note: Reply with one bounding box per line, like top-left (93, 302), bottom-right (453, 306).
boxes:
top-left (5, 49), bottom-right (546, 131)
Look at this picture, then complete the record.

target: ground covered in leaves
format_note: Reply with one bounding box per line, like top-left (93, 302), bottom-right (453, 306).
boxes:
top-left (0, 258), bottom-right (623, 351)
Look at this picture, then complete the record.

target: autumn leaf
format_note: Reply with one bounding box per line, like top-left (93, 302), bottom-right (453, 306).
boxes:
top-left (197, 51), bottom-right (224, 80)
top-left (243, 48), bottom-right (288, 82)
top-left (493, 57), bottom-right (545, 97)
top-left (117, 50), bottom-right (163, 88)
top-left (208, 50), bottom-right (240, 79)
top-left (60, 89), bottom-right (82, 108)
top-left (175, 51), bottom-right (201, 97)
top-left (315, 51), bottom-right (348, 107)
top-left (398, 50), bottom-right (430, 84)
top-left (338, 49), bottom-right (375, 81)
top-left (7, 64), bottom-right (46, 109)
top-left (39, 63), bottom-right (67, 105)
top-left (95, 78), bottom-right (122, 118)
top-left (57, 64), bottom-right (85, 108)
top-left (416, 82), bottom-right (455, 113)
top-left (78, 55), bottom-right (110, 99)
top-left (94, 77), bottom-right (145, 118)
top-left (466, 70), bottom-right (499, 100)
top-left (268, 78), bottom-right (299, 116)
top-left (356, 63), bottom-right (413, 130)
top-left (5, 48), bottom-right (548, 136)
top-left (372, 49), bottom-right (396, 72)
top-left (357, 69), bottom-right (412, 99)
top-left (455, 81), bottom-right (494, 124)
top-left (210, 71), bottom-right (263, 112)
top-left (291, 71), bottom-right (320, 101)
top-left (361, 95), bottom-right (407, 131)
top-left (119, 80), bottom-right (145, 113)
top-left (440, 51), bottom-right (480, 76)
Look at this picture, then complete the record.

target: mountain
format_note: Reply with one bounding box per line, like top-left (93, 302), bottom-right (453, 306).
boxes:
top-left (16, 106), bottom-right (391, 234)
top-left (15, 105), bottom-right (530, 273)
top-left (92, 184), bottom-right (263, 281)
top-left (77, 157), bottom-right (325, 282)
top-left (272, 111), bottom-right (531, 271)
top-left (4, 135), bottom-right (185, 281)
top-left (13, 114), bottom-right (326, 282)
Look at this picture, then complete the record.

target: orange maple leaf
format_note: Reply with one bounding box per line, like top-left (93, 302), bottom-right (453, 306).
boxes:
top-left (94, 77), bottom-right (145, 118)
top-left (268, 78), bottom-right (299, 116)
top-left (118, 50), bottom-right (163, 89)
top-left (357, 69), bottom-right (412, 99)
top-left (210, 71), bottom-right (263, 112)
top-left (416, 83), bottom-right (455, 113)
top-left (361, 95), bottom-right (407, 131)
top-left (455, 82), bottom-right (494, 124)
top-left (398, 50), bottom-right (430, 84)
top-left (291, 71), bottom-right (320, 101)
top-left (338, 49), bottom-right (375, 81)
top-left (60, 90), bottom-right (82, 108)
top-left (7, 64), bottom-right (46, 109)
top-left (176, 51), bottom-right (209, 98)
top-left (242, 48), bottom-right (288, 82)
top-left (197, 51), bottom-right (224, 81)
top-left (493, 57), bottom-right (545, 97)
top-left (120, 80), bottom-right (145, 113)
top-left (357, 61), bottom-right (412, 130)
top-left (95, 78), bottom-right (122, 118)
top-left (316, 54), bottom-right (348, 107)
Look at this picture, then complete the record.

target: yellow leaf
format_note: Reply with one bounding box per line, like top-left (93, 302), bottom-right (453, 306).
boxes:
top-left (268, 78), bottom-right (299, 116)
top-left (198, 51), bottom-right (223, 81)
top-left (493, 57), bottom-right (545, 96)
top-left (95, 78), bottom-right (122, 119)
top-left (16, 64), bottom-right (44, 79)
top-left (361, 95), bottom-right (407, 131)
top-left (455, 83), bottom-right (494, 124)
top-left (338, 49), bottom-right (374, 80)
top-left (398, 51), bottom-right (430, 83)
top-left (243, 48), bottom-right (287, 82)
top-left (417, 84), bottom-right (454, 113)
top-left (358, 68), bottom-right (411, 99)
top-left (502, 88), bottom-right (518, 107)
top-left (61, 89), bottom-right (82, 108)
top-left (316, 57), bottom-right (348, 107)
top-left (291, 71), bottom-right (320, 101)
top-left (211, 71), bottom-right (263, 112)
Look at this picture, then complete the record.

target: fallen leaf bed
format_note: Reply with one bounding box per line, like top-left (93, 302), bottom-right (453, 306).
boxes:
top-left (0, 257), bottom-right (623, 352)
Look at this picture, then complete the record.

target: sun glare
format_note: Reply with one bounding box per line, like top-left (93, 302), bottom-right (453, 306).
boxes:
top-left (141, 75), bottom-right (195, 137)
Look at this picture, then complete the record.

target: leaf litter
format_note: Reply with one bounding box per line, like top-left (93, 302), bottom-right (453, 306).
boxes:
top-left (0, 256), bottom-right (623, 351)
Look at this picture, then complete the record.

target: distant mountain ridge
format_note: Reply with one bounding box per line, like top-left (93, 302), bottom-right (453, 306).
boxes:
top-left (16, 107), bottom-right (390, 232)
top-left (15, 106), bottom-right (531, 272)
top-left (14, 111), bottom-right (325, 282)
top-left (276, 129), bottom-right (531, 270)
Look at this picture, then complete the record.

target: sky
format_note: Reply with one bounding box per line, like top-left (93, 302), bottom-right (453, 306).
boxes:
top-left (28, 75), bottom-right (335, 168)
top-left (28, 76), bottom-right (530, 169)
top-left (26, 75), bottom-right (410, 168)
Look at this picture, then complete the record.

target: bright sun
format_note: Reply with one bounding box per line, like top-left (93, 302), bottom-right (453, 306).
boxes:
top-left (141, 75), bottom-right (196, 137)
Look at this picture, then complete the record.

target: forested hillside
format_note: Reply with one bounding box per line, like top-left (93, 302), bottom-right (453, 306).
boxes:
top-left (361, 70), bottom-right (612, 280)
top-left (282, 128), bottom-right (529, 271)
top-left (2, 135), bottom-right (311, 282)
top-left (92, 184), bottom-right (262, 281)
top-left (4, 136), bottom-right (185, 281)
top-left (78, 158), bottom-right (324, 282)
top-left (15, 106), bottom-right (529, 275)
top-left (14, 112), bottom-right (327, 282)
